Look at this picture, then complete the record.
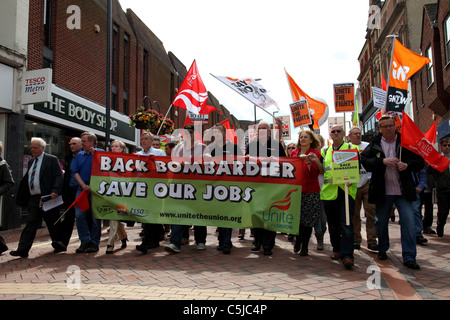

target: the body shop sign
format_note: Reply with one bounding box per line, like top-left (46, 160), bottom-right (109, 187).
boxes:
top-left (21, 68), bottom-right (52, 105)
top-left (29, 84), bottom-right (136, 144)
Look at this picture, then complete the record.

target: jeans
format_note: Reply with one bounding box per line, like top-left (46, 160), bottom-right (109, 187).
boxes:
top-left (376, 195), bottom-right (416, 263)
top-left (217, 228), bottom-right (232, 249)
top-left (74, 190), bottom-right (101, 246)
top-left (322, 188), bottom-right (355, 260)
top-left (412, 193), bottom-right (423, 236)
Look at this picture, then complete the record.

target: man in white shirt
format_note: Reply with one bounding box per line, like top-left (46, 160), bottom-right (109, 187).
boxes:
top-left (135, 132), bottom-right (165, 253)
top-left (348, 127), bottom-right (377, 251)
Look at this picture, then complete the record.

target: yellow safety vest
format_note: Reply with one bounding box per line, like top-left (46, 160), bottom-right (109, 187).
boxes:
top-left (320, 142), bottom-right (359, 201)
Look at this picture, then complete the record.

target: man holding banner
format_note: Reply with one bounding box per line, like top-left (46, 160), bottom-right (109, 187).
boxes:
top-left (361, 115), bottom-right (424, 270)
top-left (321, 125), bottom-right (358, 269)
top-left (246, 121), bottom-right (286, 256)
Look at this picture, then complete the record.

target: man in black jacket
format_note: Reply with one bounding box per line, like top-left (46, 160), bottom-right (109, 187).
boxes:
top-left (361, 115), bottom-right (424, 270)
top-left (11, 137), bottom-right (64, 258)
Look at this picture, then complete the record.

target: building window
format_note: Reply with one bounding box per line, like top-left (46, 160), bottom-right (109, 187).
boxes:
top-left (445, 15), bottom-right (450, 65)
top-left (426, 46), bottom-right (434, 87)
top-left (143, 50), bottom-right (148, 97)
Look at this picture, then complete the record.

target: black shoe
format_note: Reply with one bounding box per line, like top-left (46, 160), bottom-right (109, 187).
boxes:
top-left (10, 249), bottom-right (28, 258)
top-left (86, 244), bottom-right (99, 253)
top-left (378, 252), bottom-right (388, 260)
top-left (404, 260), bottom-right (420, 270)
top-left (223, 247), bottom-right (231, 254)
top-left (299, 248), bottom-right (308, 256)
top-left (436, 225), bottom-right (444, 237)
top-left (367, 243), bottom-right (378, 251)
top-left (263, 249), bottom-right (272, 256)
top-left (76, 242), bottom-right (91, 253)
top-left (136, 244), bottom-right (148, 254)
top-left (293, 239), bottom-right (301, 253)
top-left (251, 245), bottom-right (260, 252)
top-left (416, 235), bottom-right (428, 245)
top-left (353, 242), bottom-right (361, 250)
top-left (121, 239), bottom-right (128, 249)
top-left (52, 241), bottom-right (67, 253)
top-left (423, 227), bottom-right (436, 235)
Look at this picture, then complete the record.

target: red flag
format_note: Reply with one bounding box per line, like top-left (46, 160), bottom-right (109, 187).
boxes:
top-left (424, 120), bottom-right (437, 145)
top-left (172, 60), bottom-right (221, 116)
top-left (401, 111), bottom-right (449, 172)
top-left (183, 116), bottom-right (203, 143)
top-left (381, 74), bottom-right (387, 91)
top-left (69, 190), bottom-right (90, 212)
top-left (220, 119), bottom-right (237, 144)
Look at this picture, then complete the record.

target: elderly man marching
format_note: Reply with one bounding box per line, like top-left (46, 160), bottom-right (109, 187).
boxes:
top-left (321, 124), bottom-right (359, 269)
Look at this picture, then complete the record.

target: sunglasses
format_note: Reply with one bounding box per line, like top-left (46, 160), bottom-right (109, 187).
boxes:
top-left (442, 144), bottom-right (450, 147)
top-left (287, 147), bottom-right (295, 149)
top-left (330, 130), bottom-right (342, 134)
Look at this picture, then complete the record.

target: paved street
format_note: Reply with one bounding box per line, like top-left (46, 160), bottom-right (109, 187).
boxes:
top-left (0, 214), bottom-right (449, 303)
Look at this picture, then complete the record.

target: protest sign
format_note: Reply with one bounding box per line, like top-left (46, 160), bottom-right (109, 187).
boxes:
top-left (333, 83), bottom-right (355, 113)
top-left (290, 100), bottom-right (312, 128)
top-left (331, 149), bottom-right (360, 184)
top-left (90, 152), bottom-right (304, 234)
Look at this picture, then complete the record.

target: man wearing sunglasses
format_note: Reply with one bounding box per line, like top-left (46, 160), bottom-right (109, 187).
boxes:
top-left (321, 124), bottom-right (359, 269)
top-left (427, 136), bottom-right (450, 237)
top-left (360, 115), bottom-right (424, 270)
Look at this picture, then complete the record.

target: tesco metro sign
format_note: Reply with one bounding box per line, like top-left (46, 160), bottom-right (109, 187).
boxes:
top-left (21, 68), bottom-right (52, 105)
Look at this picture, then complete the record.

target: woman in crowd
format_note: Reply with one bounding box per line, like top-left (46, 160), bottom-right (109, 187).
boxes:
top-left (106, 140), bottom-right (129, 254)
top-left (290, 130), bottom-right (323, 256)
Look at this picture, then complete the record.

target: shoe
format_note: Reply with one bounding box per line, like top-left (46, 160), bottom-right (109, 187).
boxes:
top-left (197, 243), bottom-right (206, 250)
top-left (238, 234), bottom-right (244, 240)
top-left (217, 246), bottom-right (223, 251)
top-left (52, 241), bottom-right (67, 253)
top-left (367, 243), bottom-right (378, 251)
top-left (343, 258), bottom-right (355, 269)
top-left (416, 235), bottom-right (428, 245)
top-left (164, 243), bottom-right (181, 253)
top-left (263, 249), bottom-right (272, 256)
top-left (378, 252), bottom-right (388, 260)
top-left (10, 249), bottom-right (28, 258)
top-left (76, 242), bottom-right (91, 254)
top-left (354, 242), bottom-right (361, 250)
top-left (293, 239), bottom-right (301, 253)
top-left (86, 244), bottom-right (99, 253)
top-left (423, 227), bottom-right (436, 235)
top-left (121, 239), bottom-right (128, 249)
top-left (436, 225), bottom-right (444, 237)
top-left (223, 247), bottom-right (231, 254)
top-left (299, 248), bottom-right (308, 256)
top-left (251, 244), bottom-right (260, 252)
top-left (330, 252), bottom-right (340, 260)
top-left (181, 238), bottom-right (189, 245)
top-left (287, 234), bottom-right (295, 242)
top-left (136, 244), bottom-right (148, 254)
top-left (316, 238), bottom-right (324, 251)
top-left (404, 260), bottom-right (420, 270)
top-left (106, 245), bottom-right (114, 254)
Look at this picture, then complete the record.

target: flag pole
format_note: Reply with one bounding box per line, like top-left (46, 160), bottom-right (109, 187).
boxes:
top-left (156, 104), bottom-right (173, 136)
top-left (383, 35), bottom-right (398, 111)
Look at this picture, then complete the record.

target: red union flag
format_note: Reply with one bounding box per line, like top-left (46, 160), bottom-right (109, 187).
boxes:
top-left (401, 111), bottom-right (449, 172)
top-left (172, 60), bottom-right (220, 116)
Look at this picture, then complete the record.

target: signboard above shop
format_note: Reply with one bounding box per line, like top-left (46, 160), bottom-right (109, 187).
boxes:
top-left (27, 84), bottom-right (137, 145)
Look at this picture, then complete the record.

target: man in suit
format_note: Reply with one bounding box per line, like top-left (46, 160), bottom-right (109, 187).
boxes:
top-left (11, 137), bottom-right (64, 258)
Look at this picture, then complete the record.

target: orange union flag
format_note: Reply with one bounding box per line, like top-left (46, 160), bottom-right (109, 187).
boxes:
top-left (386, 39), bottom-right (430, 112)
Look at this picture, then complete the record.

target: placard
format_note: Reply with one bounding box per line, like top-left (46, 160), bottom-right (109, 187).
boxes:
top-left (289, 99), bottom-right (312, 128)
top-left (333, 83), bottom-right (355, 113)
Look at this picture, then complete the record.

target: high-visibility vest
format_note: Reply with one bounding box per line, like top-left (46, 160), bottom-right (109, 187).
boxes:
top-left (320, 142), bottom-right (359, 201)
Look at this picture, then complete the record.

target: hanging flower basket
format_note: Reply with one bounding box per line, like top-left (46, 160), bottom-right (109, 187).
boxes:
top-left (129, 106), bottom-right (174, 135)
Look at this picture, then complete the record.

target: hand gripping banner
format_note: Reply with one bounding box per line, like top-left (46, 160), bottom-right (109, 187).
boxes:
top-left (90, 152), bottom-right (304, 234)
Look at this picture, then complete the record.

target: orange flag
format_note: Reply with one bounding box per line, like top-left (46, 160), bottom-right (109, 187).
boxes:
top-left (285, 71), bottom-right (327, 130)
top-left (386, 39), bottom-right (431, 112)
top-left (401, 111), bottom-right (449, 172)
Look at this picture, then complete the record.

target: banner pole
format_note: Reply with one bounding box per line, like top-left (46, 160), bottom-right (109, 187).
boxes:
top-left (156, 104), bottom-right (173, 136)
top-left (383, 35), bottom-right (398, 111)
top-left (345, 184), bottom-right (350, 226)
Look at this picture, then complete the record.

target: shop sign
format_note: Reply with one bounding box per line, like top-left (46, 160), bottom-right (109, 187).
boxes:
top-left (21, 68), bottom-right (53, 105)
top-left (33, 91), bottom-right (135, 141)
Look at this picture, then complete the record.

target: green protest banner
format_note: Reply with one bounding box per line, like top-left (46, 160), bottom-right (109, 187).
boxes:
top-left (90, 152), bottom-right (304, 234)
top-left (331, 149), bottom-right (360, 184)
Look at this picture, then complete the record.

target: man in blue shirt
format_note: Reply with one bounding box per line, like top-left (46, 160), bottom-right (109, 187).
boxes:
top-left (71, 132), bottom-right (104, 253)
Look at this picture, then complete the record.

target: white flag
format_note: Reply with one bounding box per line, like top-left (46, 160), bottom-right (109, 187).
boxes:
top-left (372, 86), bottom-right (386, 109)
top-left (211, 74), bottom-right (279, 110)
